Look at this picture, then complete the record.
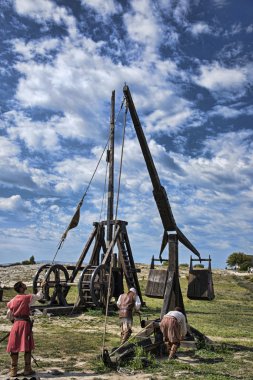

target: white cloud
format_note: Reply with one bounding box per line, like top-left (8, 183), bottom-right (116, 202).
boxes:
top-left (6, 111), bottom-right (60, 152)
top-left (173, 0), bottom-right (190, 26)
top-left (13, 38), bottom-right (60, 61)
top-left (0, 136), bottom-right (20, 158)
top-left (123, 0), bottom-right (160, 57)
top-left (194, 62), bottom-right (247, 91)
top-left (0, 195), bottom-right (31, 212)
top-left (190, 22), bottom-right (211, 36)
top-left (246, 24), bottom-right (253, 33)
top-left (145, 108), bottom-right (192, 134)
top-left (213, 0), bottom-right (229, 7)
top-left (14, 0), bottom-right (77, 37)
top-left (171, 130), bottom-right (253, 195)
top-left (210, 105), bottom-right (242, 119)
top-left (0, 134), bottom-right (52, 190)
top-left (81, 0), bottom-right (122, 17)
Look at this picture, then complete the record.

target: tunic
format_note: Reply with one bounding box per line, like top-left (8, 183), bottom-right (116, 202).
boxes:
top-left (6, 291), bottom-right (42, 353)
top-left (160, 310), bottom-right (187, 344)
top-left (117, 291), bottom-right (141, 339)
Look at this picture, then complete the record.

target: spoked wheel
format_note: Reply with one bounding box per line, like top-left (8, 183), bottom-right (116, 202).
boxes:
top-left (33, 264), bottom-right (52, 303)
top-left (44, 264), bottom-right (70, 305)
top-left (90, 264), bottom-right (114, 307)
top-left (78, 265), bottom-right (98, 306)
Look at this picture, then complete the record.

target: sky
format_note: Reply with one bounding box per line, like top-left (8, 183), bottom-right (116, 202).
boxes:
top-left (0, 0), bottom-right (253, 269)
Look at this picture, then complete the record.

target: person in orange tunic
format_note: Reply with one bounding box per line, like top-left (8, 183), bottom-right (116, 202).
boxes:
top-left (6, 280), bottom-right (45, 377)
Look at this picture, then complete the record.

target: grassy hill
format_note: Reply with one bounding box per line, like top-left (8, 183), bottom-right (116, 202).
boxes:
top-left (0, 265), bottom-right (253, 379)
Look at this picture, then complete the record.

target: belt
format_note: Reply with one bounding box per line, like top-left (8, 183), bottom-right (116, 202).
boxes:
top-left (14, 317), bottom-right (31, 322)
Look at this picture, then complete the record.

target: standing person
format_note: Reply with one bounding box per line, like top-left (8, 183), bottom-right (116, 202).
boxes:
top-left (117, 287), bottom-right (141, 344)
top-left (160, 306), bottom-right (187, 360)
top-left (6, 280), bottom-right (45, 377)
top-left (0, 281), bottom-right (3, 302)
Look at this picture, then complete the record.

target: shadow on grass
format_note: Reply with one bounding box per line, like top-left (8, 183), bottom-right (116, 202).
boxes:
top-left (36, 371), bottom-right (110, 378)
top-left (187, 311), bottom-right (253, 316)
top-left (178, 352), bottom-right (224, 364)
top-left (226, 343), bottom-right (253, 353)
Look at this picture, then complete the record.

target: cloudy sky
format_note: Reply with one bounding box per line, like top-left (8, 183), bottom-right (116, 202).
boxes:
top-left (0, 0), bottom-right (252, 269)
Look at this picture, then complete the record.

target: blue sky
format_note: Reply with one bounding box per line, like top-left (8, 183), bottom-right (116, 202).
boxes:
top-left (0, 0), bottom-right (252, 269)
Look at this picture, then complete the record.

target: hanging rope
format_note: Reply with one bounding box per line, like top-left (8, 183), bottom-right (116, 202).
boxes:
top-left (51, 135), bottom-right (110, 265)
top-left (53, 96), bottom-right (126, 264)
top-left (99, 152), bottom-right (109, 222)
top-left (101, 98), bottom-right (128, 354)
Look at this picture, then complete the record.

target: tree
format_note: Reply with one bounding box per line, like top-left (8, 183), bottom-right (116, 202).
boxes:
top-left (227, 252), bottom-right (249, 267)
top-left (21, 256), bottom-right (36, 265)
top-left (29, 255), bottom-right (36, 264)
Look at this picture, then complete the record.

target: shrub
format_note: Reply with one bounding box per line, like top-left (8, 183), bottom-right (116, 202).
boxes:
top-left (130, 345), bottom-right (157, 370)
top-left (194, 264), bottom-right (204, 269)
top-left (180, 263), bottom-right (189, 268)
top-left (21, 256), bottom-right (36, 265)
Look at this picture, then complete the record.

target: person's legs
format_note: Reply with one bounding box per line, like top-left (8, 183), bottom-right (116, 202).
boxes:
top-left (121, 320), bottom-right (132, 344)
top-left (10, 352), bottom-right (18, 377)
top-left (23, 351), bottom-right (36, 375)
top-left (166, 342), bottom-right (172, 356)
top-left (168, 342), bottom-right (179, 359)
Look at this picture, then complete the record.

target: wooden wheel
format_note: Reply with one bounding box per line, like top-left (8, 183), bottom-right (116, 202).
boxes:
top-left (33, 264), bottom-right (51, 302)
top-left (78, 265), bottom-right (97, 305)
top-left (43, 264), bottom-right (70, 304)
top-left (90, 264), bottom-right (114, 307)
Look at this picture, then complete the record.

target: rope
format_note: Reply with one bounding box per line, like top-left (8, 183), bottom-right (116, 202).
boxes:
top-left (99, 153), bottom-right (109, 222)
top-left (51, 135), bottom-right (110, 264)
top-left (53, 96), bottom-right (125, 264)
top-left (101, 98), bottom-right (128, 354)
top-left (67, 97), bottom-right (125, 317)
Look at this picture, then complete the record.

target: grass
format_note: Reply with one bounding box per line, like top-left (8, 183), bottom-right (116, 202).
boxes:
top-left (0, 267), bottom-right (253, 379)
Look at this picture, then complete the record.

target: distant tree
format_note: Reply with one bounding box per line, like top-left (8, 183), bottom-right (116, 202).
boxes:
top-left (21, 260), bottom-right (30, 265)
top-left (226, 252), bottom-right (248, 267)
top-left (240, 260), bottom-right (252, 271)
top-left (21, 255), bottom-right (36, 265)
top-left (29, 255), bottom-right (36, 264)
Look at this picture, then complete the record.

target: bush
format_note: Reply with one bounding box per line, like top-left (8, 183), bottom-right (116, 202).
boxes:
top-left (179, 263), bottom-right (189, 268)
top-left (21, 256), bottom-right (36, 265)
top-left (194, 264), bottom-right (204, 269)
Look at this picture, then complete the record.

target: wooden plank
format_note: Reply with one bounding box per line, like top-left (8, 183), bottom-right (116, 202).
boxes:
top-left (145, 269), bottom-right (167, 298)
top-left (187, 270), bottom-right (215, 300)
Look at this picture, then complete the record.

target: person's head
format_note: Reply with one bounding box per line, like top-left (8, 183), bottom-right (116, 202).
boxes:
top-left (129, 287), bottom-right (137, 295)
top-left (14, 281), bottom-right (27, 294)
top-left (175, 306), bottom-right (183, 313)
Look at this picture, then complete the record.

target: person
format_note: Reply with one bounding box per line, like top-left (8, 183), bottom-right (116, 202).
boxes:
top-left (0, 281), bottom-right (3, 302)
top-left (116, 287), bottom-right (141, 344)
top-left (160, 306), bottom-right (187, 360)
top-left (6, 280), bottom-right (45, 377)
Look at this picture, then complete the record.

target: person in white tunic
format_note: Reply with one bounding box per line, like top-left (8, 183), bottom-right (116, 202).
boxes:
top-left (160, 306), bottom-right (187, 359)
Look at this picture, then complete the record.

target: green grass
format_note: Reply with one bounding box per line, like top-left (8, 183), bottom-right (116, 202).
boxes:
top-left (0, 268), bottom-right (253, 379)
